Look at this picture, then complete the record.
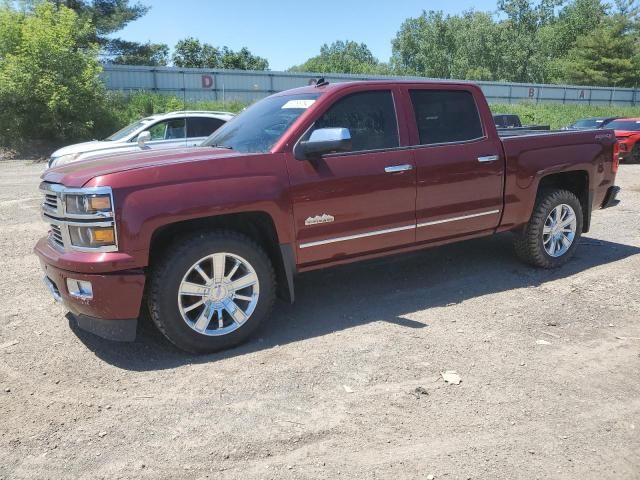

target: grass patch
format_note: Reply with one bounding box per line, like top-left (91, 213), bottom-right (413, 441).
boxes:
top-left (489, 102), bottom-right (640, 129)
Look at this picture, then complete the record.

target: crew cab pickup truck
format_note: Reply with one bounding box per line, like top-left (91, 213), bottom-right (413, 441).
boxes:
top-left (35, 80), bottom-right (621, 353)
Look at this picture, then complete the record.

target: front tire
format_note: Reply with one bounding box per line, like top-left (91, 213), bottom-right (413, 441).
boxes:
top-left (148, 231), bottom-right (276, 354)
top-left (514, 189), bottom-right (583, 268)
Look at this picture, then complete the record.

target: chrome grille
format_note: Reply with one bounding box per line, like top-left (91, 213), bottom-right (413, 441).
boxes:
top-left (50, 224), bottom-right (64, 248)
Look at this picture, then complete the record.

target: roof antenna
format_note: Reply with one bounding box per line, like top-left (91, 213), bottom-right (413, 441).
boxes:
top-left (314, 77), bottom-right (329, 88)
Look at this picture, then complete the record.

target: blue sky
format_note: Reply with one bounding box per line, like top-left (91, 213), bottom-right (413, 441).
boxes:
top-left (118, 0), bottom-right (499, 70)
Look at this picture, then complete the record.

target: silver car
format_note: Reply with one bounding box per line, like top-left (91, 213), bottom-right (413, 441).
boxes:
top-left (48, 110), bottom-right (234, 168)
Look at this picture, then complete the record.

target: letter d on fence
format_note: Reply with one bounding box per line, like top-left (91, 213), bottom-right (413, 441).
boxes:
top-left (201, 75), bottom-right (214, 89)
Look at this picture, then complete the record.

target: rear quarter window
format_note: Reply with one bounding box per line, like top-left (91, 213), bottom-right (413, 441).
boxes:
top-left (410, 90), bottom-right (484, 145)
top-left (187, 117), bottom-right (226, 137)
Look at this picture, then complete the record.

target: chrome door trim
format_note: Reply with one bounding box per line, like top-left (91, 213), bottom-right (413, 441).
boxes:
top-left (384, 164), bottom-right (413, 173)
top-left (417, 210), bottom-right (500, 228)
top-left (478, 155), bottom-right (499, 163)
top-left (299, 224), bottom-right (415, 249)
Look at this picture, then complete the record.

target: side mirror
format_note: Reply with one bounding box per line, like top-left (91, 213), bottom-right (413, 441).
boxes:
top-left (137, 130), bottom-right (151, 148)
top-left (295, 128), bottom-right (352, 160)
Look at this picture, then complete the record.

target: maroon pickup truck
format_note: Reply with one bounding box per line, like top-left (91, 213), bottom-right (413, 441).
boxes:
top-left (35, 80), bottom-right (621, 353)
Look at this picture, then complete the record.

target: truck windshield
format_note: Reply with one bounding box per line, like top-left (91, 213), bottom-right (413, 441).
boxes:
top-left (202, 93), bottom-right (320, 153)
top-left (105, 119), bottom-right (151, 141)
top-left (607, 120), bottom-right (640, 131)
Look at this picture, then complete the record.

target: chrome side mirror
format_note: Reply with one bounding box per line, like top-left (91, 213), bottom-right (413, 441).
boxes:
top-left (295, 128), bottom-right (352, 160)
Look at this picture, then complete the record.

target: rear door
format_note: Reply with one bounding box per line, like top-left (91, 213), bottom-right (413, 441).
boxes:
top-left (406, 87), bottom-right (504, 243)
top-left (186, 117), bottom-right (226, 146)
top-left (285, 88), bottom-right (417, 266)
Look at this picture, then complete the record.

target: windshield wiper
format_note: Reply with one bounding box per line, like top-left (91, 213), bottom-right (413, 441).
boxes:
top-left (209, 144), bottom-right (233, 149)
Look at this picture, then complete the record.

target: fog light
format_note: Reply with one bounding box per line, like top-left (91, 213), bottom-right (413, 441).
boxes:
top-left (66, 278), bottom-right (93, 299)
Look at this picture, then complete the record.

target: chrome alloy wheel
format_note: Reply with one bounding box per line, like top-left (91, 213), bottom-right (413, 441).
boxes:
top-left (543, 204), bottom-right (577, 258)
top-left (178, 253), bottom-right (259, 336)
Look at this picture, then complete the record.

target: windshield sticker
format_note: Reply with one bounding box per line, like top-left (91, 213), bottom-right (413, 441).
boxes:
top-left (281, 99), bottom-right (316, 109)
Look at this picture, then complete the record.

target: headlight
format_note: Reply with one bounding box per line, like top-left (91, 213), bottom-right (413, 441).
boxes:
top-left (65, 194), bottom-right (112, 215)
top-left (68, 225), bottom-right (116, 248)
top-left (50, 153), bottom-right (80, 168)
top-left (40, 183), bottom-right (118, 252)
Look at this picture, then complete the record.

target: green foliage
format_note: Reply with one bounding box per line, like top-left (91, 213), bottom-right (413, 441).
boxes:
top-left (108, 39), bottom-right (169, 66)
top-left (0, 2), bottom-right (108, 145)
top-left (387, 0), bottom-right (640, 86)
top-left (172, 37), bottom-right (269, 70)
top-left (553, 14), bottom-right (640, 86)
top-left (51, 0), bottom-right (149, 38)
top-left (289, 40), bottom-right (390, 75)
top-left (391, 11), bottom-right (503, 80)
top-left (45, 1), bottom-right (168, 66)
top-left (101, 92), bottom-right (245, 134)
top-left (490, 102), bottom-right (640, 129)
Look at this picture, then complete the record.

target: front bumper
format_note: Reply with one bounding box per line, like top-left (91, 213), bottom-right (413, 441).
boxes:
top-left (602, 186), bottom-right (621, 209)
top-left (36, 239), bottom-right (145, 341)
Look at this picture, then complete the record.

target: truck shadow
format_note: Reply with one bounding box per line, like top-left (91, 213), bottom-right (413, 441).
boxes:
top-left (70, 233), bottom-right (640, 371)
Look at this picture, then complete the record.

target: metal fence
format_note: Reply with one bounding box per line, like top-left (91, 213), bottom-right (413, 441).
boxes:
top-left (101, 64), bottom-right (640, 107)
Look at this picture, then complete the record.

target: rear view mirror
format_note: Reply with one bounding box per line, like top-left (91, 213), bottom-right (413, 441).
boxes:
top-left (295, 128), bottom-right (352, 160)
top-left (137, 130), bottom-right (151, 148)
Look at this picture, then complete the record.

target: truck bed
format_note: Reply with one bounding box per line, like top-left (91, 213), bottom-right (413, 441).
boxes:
top-left (498, 128), bottom-right (571, 138)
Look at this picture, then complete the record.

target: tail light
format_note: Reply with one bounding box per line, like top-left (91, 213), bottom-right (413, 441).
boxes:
top-left (612, 141), bottom-right (620, 173)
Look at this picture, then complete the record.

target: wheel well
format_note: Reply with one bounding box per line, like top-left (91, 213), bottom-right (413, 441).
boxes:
top-left (148, 212), bottom-right (294, 302)
top-left (537, 171), bottom-right (590, 232)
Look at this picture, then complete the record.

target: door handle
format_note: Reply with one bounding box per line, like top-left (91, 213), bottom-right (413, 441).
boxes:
top-left (478, 155), bottom-right (499, 163)
top-left (384, 164), bottom-right (413, 173)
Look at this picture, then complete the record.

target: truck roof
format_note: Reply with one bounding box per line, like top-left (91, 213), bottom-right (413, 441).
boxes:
top-left (274, 79), bottom-right (478, 96)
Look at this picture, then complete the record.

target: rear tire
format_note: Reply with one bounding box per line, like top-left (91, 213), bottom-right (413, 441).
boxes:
top-left (147, 231), bottom-right (276, 354)
top-left (514, 189), bottom-right (583, 268)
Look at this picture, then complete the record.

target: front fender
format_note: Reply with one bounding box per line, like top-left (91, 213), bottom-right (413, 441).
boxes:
top-left (86, 153), bottom-right (293, 268)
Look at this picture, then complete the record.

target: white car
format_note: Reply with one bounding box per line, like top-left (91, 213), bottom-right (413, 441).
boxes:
top-left (48, 111), bottom-right (234, 168)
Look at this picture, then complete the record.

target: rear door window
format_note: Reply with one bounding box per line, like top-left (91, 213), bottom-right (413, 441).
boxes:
top-left (187, 117), bottom-right (226, 138)
top-left (409, 90), bottom-right (484, 145)
top-left (312, 90), bottom-right (399, 152)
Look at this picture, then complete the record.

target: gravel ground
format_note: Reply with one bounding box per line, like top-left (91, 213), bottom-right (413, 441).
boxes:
top-left (0, 161), bottom-right (639, 480)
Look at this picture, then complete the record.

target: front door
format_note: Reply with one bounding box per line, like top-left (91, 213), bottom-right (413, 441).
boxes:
top-left (406, 87), bottom-right (504, 243)
top-left (285, 89), bottom-right (417, 266)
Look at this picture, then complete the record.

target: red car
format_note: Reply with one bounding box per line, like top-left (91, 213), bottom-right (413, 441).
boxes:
top-left (608, 118), bottom-right (640, 163)
top-left (35, 80), bottom-right (620, 353)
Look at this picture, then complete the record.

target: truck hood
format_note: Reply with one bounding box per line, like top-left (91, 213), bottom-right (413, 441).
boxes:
top-left (614, 130), bottom-right (640, 138)
top-left (42, 147), bottom-right (245, 187)
top-left (51, 140), bottom-right (125, 158)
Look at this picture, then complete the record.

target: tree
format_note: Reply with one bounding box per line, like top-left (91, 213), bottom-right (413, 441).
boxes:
top-left (47, 0), bottom-right (167, 65)
top-left (289, 40), bottom-right (387, 74)
top-left (172, 37), bottom-right (269, 70)
top-left (391, 11), bottom-right (456, 78)
top-left (0, 3), bottom-right (106, 143)
top-left (554, 14), bottom-right (640, 86)
top-left (391, 10), bottom-right (501, 80)
top-left (494, 0), bottom-right (565, 83)
top-left (108, 39), bottom-right (169, 66)
top-left (388, 0), bottom-right (634, 84)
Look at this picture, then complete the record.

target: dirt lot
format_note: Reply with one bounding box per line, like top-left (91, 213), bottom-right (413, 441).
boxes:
top-left (0, 161), bottom-right (638, 480)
